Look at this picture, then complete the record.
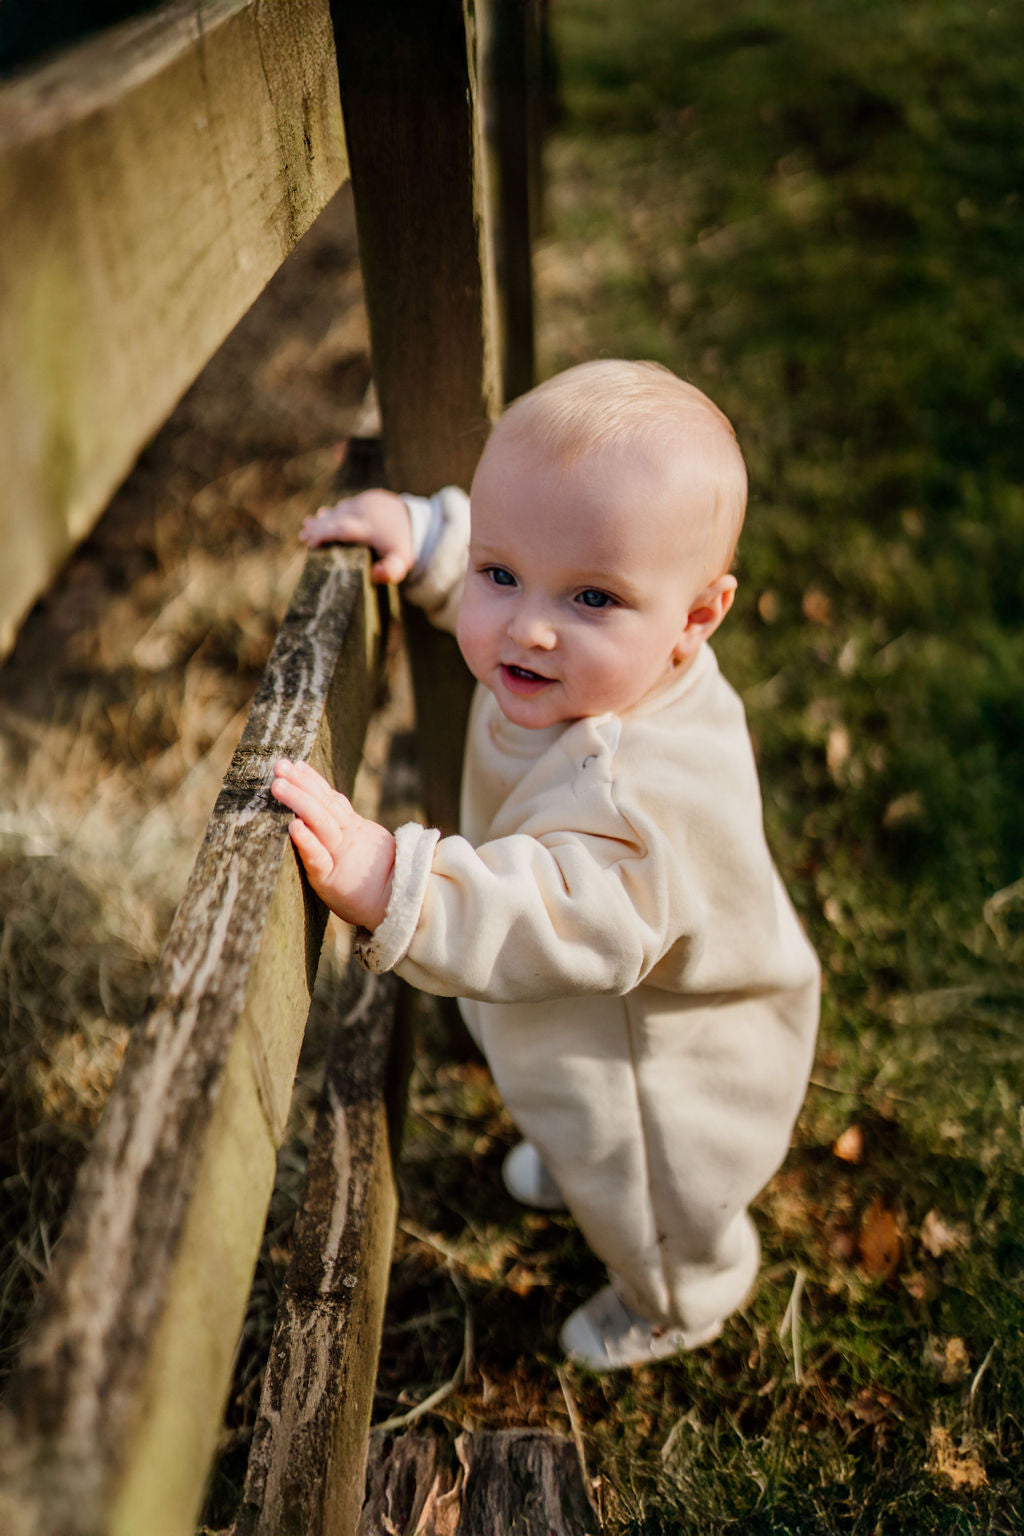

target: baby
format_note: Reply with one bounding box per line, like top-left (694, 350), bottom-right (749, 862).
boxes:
top-left (272, 360), bottom-right (820, 1370)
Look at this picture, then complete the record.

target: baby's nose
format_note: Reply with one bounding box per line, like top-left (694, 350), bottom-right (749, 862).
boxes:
top-left (508, 602), bottom-right (557, 649)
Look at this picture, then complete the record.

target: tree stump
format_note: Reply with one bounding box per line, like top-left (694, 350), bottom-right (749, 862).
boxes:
top-left (358, 1427), bottom-right (601, 1535)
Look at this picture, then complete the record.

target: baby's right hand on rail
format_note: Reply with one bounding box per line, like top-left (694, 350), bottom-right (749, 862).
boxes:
top-left (300, 488), bottom-right (414, 584)
top-left (272, 759), bottom-right (396, 931)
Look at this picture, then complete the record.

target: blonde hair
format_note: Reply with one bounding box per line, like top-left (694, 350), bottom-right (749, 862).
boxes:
top-left (493, 360), bottom-right (748, 577)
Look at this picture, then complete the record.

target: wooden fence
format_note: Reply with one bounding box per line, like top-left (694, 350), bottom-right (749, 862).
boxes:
top-left (0, 3), bottom-right (596, 1533)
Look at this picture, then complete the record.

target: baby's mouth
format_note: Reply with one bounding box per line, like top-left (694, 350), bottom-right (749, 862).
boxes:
top-left (500, 662), bottom-right (554, 693)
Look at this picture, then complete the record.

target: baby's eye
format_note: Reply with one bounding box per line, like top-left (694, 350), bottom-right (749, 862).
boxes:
top-left (576, 588), bottom-right (615, 609)
top-left (485, 566), bottom-right (517, 588)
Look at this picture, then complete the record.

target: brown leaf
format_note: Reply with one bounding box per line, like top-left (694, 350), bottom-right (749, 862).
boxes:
top-left (925, 1336), bottom-right (971, 1385)
top-left (757, 589), bottom-right (780, 623)
top-left (883, 791), bottom-right (923, 828)
top-left (858, 1198), bottom-right (903, 1278)
top-left (504, 1263), bottom-right (543, 1297)
top-left (901, 1269), bottom-right (933, 1301)
top-left (802, 587), bottom-right (833, 625)
top-left (826, 726), bottom-right (852, 780)
top-left (920, 1208), bottom-right (969, 1258)
top-left (832, 1124), bottom-right (864, 1164)
top-left (927, 1425), bottom-right (988, 1490)
top-left (828, 1226), bottom-right (859, 1262)
top-left (850, 1385), bottom-right (898, 1425)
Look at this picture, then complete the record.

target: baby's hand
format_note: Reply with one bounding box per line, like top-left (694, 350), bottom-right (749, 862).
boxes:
top-left (271, 759), bottom-right (396, 931)
top-left (300, 488), bottom-right (414, 584)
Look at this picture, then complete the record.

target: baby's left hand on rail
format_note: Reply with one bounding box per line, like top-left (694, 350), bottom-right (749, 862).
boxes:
top-left (300, 489), bottom-right (414, 584)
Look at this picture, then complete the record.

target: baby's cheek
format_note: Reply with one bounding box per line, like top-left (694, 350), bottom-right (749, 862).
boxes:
top-left (455, 602), bottom-right (488, 678)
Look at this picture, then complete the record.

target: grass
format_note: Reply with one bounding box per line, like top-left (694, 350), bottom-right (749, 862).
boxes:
top-left (506, 0), bottom-right (1024, 1526)
top-left (338, 1), bottom-right (1024, 1530)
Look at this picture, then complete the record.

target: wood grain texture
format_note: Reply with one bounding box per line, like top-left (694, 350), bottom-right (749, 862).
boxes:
top-left (481, 0), bottom-right (541, 403)
top-left (332, 0), bottom-right (500, 497)
top-left (0, 0), bottom-right (348, 656)
top-left (0, 547), bottom-right (385, 1536)
top-left (358, 1428), bottom-right (602, 1535)
top-left (332, 0), bottom-right (502, 833)
top-left (236, 967), bottom-right (411, 1536)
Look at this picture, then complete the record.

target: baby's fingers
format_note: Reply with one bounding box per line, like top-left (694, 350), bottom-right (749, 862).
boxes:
top-left (371, 549), bottom-right (411, 584)
top-left (272, 760), bottom-right (353, 837)
top-left (301, 502), bottom-right (365, 548)
top-left (286, 816), bottom-right (335, 887)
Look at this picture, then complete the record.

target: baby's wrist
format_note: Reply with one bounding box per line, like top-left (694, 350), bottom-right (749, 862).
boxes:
top-left (361, 826), bottom-right (397, 932)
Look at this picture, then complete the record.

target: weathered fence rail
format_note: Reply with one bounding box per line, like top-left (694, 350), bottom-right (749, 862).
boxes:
top-left (0, 548), bottom-right (390, 1536)
top-left (0, 0), bottom-right (348, 656)
top-left (0, 2), bottom-right (599, 1532)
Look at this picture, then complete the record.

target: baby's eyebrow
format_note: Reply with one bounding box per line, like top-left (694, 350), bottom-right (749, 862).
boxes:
top-left (468, 539), bottom-right (514, 562)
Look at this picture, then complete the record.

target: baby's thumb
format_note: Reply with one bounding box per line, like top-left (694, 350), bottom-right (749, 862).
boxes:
top-left (371, 551), bottom-right (409, 584)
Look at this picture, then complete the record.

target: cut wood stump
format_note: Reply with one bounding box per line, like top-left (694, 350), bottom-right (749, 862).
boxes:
top-left (358, 1428), bottom-right (602, 1536)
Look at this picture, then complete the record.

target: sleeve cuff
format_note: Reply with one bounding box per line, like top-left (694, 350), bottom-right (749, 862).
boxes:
top-left (354, 821), bottom-right (441, 973)
top-left (401, 486), bottom-right (470, 621)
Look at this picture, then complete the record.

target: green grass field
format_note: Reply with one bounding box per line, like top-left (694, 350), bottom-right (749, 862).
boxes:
top-left (512, 0), bottom-right (1024, 1527)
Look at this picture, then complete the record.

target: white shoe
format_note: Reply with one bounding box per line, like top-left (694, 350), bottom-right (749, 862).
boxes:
top-left (559, 1284), bottom-right (723, 1371)
top-left (501, 1141), bottom-right (567, 1211)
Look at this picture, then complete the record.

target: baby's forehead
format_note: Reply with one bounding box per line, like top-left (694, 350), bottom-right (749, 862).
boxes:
top-left (500, 396), bottom-right (725, 477)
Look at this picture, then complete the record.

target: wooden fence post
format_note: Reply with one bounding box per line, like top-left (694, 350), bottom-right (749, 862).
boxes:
top-left (331, 0), bottom-right (503, 833)
top-left (480, 0), bottom-right (543, 403)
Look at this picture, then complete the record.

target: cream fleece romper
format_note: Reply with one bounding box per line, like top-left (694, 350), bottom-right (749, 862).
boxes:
top-left (357, 489), bottom-right (820, 1331)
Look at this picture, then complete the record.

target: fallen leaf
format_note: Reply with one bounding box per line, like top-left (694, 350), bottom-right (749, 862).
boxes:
top-left (920, 1209), bottom-right (969, 1258)
top-left (504, 1263), bottom-right (544, 1297)
top-left (828, 1226), bottom-right (859, 1262)
top-left (884, 791), bottom-right (923, 828)
top-left (802, 587), bottom-right (833, 625)
top-left (833, 1124), bottom-right (864, 1164)
top-left (926, 1336), bottom-right (971, 1385)
top-left (927, 1424), bottom-right (987, 1490)
top-left (850, 1386), bottom-right (898, 1425)
top-left (827, 726), bottom-right (852, 780)
top-left (858, 1198), bottom-right (903, 1279)
top-left (757, 589), bottom-right (780, 623)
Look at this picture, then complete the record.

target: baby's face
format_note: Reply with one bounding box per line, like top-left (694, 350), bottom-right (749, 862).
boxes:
top-left (457, 431), bottom-right (711, 730)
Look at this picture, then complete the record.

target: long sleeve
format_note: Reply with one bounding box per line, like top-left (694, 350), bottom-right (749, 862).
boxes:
top-left (400, 485), bottom-right (470, 636)
top-left (356, 714), bottom-right (708, 1002)
top-left (356, 650), bottom-right (820, 1012)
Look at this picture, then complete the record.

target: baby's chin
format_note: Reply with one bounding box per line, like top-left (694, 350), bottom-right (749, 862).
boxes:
top-left (485, 683), bottom-right (574, 731)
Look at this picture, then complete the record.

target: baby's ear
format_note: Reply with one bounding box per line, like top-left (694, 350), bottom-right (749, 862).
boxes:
top-left (672, 574), bottom-right (737, 662)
